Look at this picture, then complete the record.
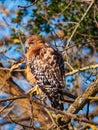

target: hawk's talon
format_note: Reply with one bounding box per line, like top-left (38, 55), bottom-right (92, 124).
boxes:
top-left (26, 85), bottom-right (41, 95)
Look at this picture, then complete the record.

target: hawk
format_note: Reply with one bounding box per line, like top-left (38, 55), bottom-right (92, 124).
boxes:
top-left (26, 35), bottom-right (65, 110)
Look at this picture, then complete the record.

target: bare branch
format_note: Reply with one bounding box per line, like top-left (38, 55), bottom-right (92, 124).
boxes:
top-left (0, 96), bottom-right (27, 103)
top-left (8, 114), bottom-right (36, 129)
top-left (66, 0), bottom-right (94, 47)
top-left (65, 63), bottom-right (98, 76)
top-left (18, 0), bottom-right (38, 9)
top-left (65, 77), bottom-right (98, 123)
top-left (33, 98), bottom-right (98, 126)
top-left (0, 101), bottom-right (13, 114)
top-left (17, 30), bottom-right (25, 55)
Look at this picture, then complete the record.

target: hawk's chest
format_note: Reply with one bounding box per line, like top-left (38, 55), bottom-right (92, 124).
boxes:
top-left (26, 65), bottom-right (37, 85)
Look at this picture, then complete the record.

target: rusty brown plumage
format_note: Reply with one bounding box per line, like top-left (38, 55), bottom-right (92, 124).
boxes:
top-left (25, 35), bottom-right (65, 110)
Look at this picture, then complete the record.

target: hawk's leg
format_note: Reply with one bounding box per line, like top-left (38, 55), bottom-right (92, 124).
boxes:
top-left (26, 85), bottom-right (42, 95)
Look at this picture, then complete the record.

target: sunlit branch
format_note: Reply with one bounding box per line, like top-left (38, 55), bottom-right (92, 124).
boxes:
top-left (8, 114), bottom-right (36, 129)
top-left (65, 77), bottom-right (98, 123)
top-left (1, 94), bottom-right (98, 126)
top-left (65, 63), bottom-right (98, 76)
top-left (0, 101), bottom-right (13, 114)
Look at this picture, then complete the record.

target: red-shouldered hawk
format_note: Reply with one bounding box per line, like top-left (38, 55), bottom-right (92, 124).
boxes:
top-left (26, 35), bottom-right (65, 110)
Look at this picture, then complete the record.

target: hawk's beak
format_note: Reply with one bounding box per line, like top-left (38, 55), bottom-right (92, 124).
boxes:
top-left (25, 47), bottom-right (29, 53)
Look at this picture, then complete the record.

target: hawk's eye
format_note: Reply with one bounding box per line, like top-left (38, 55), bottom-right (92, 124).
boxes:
top-left (29, 41), bottom-right (34, 44)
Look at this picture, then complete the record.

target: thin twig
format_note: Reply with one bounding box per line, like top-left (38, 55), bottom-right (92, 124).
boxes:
top-left (53, 0), bottom-right (73, 17)
top-left (0, 96), bottom-right (27, 103)
top-left (66, 0), bottom-right (94, 47)
top-left (0, 67), bottom-right (25, 72)
top-left (45, 108), bottom-right (56, 127)
top-left (17, 30), bottom-right (25, 55)
top-left (8, 114), bottom-right (36, 129)
top-left (65, 62), bottom-right (75, 71)
top-left (0, 101), bottom-right (13, 114)
top-left (65, 63), bottom-right (98, 76)
top-left (94, 4), bottom-right (98, 27)
top-left (29, 94), bottom-right (34, 127)
top-left (18, 0), bottom-right (38, 9)
top-left (0, 117), bottom-right (30, 126)
top-left (0, 71), bottom-right (11, 90)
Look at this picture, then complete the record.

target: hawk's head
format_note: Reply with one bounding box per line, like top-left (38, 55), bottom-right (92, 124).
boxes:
top-left (25, 35), bottom-right (44, 51)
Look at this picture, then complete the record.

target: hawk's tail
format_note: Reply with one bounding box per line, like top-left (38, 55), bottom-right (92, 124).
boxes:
top-left (49, 93), bottom-right (64, 110)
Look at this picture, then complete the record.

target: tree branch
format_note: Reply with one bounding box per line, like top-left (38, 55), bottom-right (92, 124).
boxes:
top-left (66, 0), bottom-right (94, 47)
top-left (65, 63), bottom-right (98, 76)
top-left (18, 0), bottom-right (38, 9)
top-left (64, 76), bottom-right (98, 123)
